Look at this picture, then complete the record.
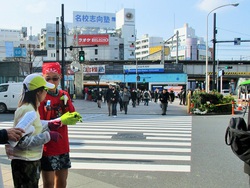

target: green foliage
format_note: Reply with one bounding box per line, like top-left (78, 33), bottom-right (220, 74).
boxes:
top-left (191, 90), bottom-right (234, 114)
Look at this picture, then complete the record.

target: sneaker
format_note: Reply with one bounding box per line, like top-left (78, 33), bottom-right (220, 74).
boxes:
top-left (113, 115), bottom-right (117, 117)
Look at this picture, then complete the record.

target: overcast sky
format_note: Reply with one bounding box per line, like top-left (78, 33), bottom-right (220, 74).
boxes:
top-left (0, 0), bottom-right (249, 60)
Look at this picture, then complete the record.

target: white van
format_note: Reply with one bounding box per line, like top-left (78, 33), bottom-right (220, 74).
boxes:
top-left (0, 82), bottom-right (23, 113)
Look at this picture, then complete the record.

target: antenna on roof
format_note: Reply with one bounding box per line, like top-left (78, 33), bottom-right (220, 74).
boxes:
top-left (30, 26), bottom-right (32, 36)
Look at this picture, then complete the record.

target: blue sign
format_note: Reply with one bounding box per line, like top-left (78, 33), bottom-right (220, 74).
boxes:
top-left (101, 73), bottom-right (187, 84)
top-left (14, 48), bottom-right (27, 57)
top-left (5, 42), bottom-right (13, 57)
top-left (124, 68), bottom-right (164, 73)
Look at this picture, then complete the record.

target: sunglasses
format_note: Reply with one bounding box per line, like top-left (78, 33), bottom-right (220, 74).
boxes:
top-left (45, 77), bottom-right (59, 82)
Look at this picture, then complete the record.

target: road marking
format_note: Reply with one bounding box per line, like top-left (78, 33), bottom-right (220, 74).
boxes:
top-left (71, 152), bottom-right (191, 161)
top-left (70, 145), bottom-right (191, 152)
top-left (71, 162), bottom-right (191, 172)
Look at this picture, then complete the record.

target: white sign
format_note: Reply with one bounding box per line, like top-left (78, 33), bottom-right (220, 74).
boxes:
top-left (73, 11), bottom-right (116, 29)
top-left (83, 65), bottom-right (105, 74)
top-left (123, 65), bottom-right (164, 73)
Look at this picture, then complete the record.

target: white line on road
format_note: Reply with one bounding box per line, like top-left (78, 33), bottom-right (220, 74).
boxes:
top-left (71, 162), bottom-right (191, 172)
top-left (70, 145), bottom-right (191, 152)
top-left (70, 139), bottom-right (191, 145)
top-left (71, 152), bottom-right (191, 161)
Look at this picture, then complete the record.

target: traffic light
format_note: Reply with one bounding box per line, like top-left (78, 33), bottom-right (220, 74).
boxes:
top-left (222, 70), bottom-right (225, 75)
top-left (225, 66), bottom-right (233, 69)
top-left (143, 78), bottom-right (146, 83)
top-left (79, 51), bottom-right (85, 63)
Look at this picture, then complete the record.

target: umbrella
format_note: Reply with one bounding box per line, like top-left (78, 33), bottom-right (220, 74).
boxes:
top-left (240, 79), bottom-right (250, 86)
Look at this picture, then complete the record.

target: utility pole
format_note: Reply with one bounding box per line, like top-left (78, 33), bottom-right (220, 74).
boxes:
top-left (56, 17), bottom-right (60, 61)
top-left (212, 13), bottom-right (216, 91)
top-left (61, 4), bottom-right (65, 90)
top-left (176, 30), bottom-right (179, 64)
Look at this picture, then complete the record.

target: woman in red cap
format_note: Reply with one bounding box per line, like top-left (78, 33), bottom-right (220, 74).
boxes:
top-left (38, 62), bottom-right (75, 188)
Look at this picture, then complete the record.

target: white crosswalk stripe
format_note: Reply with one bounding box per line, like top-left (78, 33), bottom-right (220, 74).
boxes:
top-left (69, 115), bottom-right (192, 172)
top-left (0, 115), bottom-right (192, 172)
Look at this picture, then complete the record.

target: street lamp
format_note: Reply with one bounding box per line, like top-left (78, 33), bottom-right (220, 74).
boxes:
top-left (205, 2), bottom-right (239, 92)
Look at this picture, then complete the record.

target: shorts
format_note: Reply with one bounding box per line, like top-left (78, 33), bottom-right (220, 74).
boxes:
top-left (41, 153), bottom-right (71, 171)
top-left (11, 159), bottom-right (41, 188)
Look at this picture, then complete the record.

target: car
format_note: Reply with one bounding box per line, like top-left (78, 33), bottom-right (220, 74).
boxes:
top-left (0, 82), bottom-right (22, 113)
top-left (221, 89), bottom-right (230, 96)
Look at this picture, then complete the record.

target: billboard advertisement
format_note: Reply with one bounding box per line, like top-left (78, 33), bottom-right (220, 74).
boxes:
top-left (73, 11), bottom-right (116, 29)
top-left (14, 47), bottom-right (27, 57)
top-left (77, 34), bottom-right (109, 45)
top-left (83, 65), bottom-right (105, 74)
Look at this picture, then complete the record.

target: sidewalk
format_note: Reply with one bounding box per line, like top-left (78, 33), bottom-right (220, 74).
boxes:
top-left (73, 98), bottom-right (189, 116)
top-left (1, 99), bottom-right (188, 188)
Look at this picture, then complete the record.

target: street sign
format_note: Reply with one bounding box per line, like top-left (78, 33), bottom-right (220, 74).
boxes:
top-left (14, 47), bottom-right (26, 57)
top-left (218, 69), bottom-right (224, 77)
top-left (33, 50), bottom-right (47, 56)
top-left (71, 61), bottom-right (81, 72)
top-left (234, 38), bottom-right (241, 45)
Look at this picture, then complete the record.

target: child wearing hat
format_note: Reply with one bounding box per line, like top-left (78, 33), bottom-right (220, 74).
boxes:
top-left (5, 73), bottom-right (62, 187)
top-left (38, 62), bottom-right (76, 188)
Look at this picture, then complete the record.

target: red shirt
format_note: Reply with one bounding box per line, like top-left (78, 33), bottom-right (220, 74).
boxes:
top-left (38, 90), bottom-right (75, 156)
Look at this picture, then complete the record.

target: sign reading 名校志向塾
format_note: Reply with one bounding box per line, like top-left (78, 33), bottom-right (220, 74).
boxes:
top-left (76, 34), bottom-right (109, 45)
top-left (73, 11), bottom-right (116, 28)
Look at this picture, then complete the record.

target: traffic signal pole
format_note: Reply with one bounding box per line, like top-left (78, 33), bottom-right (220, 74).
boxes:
top-left (212, 13), bottom-right (216, 91)
top-left (61, 4), bottom-right (65, 90)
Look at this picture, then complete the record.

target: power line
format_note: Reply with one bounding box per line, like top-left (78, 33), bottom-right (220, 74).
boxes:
top-left (217, 27), bottom-right (250, 37)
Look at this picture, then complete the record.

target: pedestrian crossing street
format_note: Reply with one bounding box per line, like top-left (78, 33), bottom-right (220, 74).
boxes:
top-left (0, 115), bottom-right (192, 173)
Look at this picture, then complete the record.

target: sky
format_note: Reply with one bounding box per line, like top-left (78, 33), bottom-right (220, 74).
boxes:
top-left (0, 0), bottom-right (249, 60)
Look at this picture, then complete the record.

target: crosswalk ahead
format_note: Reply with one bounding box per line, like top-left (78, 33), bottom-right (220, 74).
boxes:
top-left (69, 115), bottom-right (192, 172)
top-left (0, 115), bottom-right (192, 173)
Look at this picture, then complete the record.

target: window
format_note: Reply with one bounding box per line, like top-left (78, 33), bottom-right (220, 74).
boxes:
top-left (48, 44), bottom-right (55, 48)
top-left (0, 85), bottom-right (8, 92)
top-left (48, 37), bottom-right (55, 41)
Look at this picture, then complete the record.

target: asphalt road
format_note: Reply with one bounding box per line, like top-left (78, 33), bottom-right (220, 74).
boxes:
top-left (0, 100), bottom-right (249, 188)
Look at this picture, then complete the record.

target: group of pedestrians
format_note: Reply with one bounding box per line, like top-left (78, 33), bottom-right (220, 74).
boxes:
top-left (103, 86), bottom-right (180, 117)
top-left (1, 62), bottom-right (82, 188)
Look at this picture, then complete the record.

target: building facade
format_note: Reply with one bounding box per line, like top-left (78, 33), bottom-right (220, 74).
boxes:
top-left (135, 34), bottom-right (163, 60)
top-left (169, 23), bottom-right (209, 61)
top-left (37, 8), bottom-right (136, 65)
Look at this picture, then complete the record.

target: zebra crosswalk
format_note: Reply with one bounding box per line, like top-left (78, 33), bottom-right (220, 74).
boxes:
top-left (0, 115), bottom-right (192, 173)
top-left (69, 115), bottom-right (192, 172)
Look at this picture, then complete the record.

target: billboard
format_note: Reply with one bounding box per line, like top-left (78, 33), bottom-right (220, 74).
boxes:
top-left (14, 47), bottom-right (27, 57)
top-left (5, 42), bottom-right (13, 57)
top-left (123, 65), bottom-right (164, 73)
top-left (77, 34), bottom-right (109, 45)
top-left (83, 65), bottom-right (105, 74)
top-left (73, 11), bottom-right (116, 29)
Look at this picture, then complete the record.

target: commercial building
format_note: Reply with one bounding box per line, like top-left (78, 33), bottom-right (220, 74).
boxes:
top-left (133, 24), bottom-right (211, 62)
top-left (169, 23), bottom-right (209, 61)
top-left (37, 8), bottom-right (136, 66)
top-left (135, 34), bottom-right (163, 60)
